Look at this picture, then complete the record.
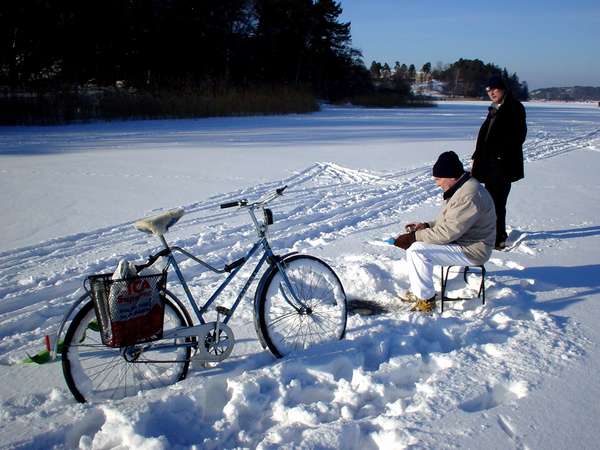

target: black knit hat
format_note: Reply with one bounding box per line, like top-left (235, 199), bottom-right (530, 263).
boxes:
top-left (486, 75), bottom-right (506, 90)
top-left (432, 151), bottom-right (464, 178)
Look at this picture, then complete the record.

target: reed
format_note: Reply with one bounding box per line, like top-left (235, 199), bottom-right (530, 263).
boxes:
top-left (0, 85), bottom-right (319, 125)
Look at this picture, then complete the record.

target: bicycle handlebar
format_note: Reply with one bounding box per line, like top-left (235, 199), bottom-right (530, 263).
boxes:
top-left (219, 185), bottom-right (287, 210)
top-left (220, 199), bottom-right (248, 209)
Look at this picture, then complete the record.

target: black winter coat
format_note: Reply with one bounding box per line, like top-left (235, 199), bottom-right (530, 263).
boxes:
top-left (472, 94), bottom-right (527, 183)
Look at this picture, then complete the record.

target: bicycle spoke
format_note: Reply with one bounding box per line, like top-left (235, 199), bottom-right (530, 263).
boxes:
top-left (78, 355), bottom-right (122, 376)
top-left (278, 316), bottom-right (304, 345)
top-left (93, 356), bottom-right (126, 393)
top-left (311, 311), bottom-right (340, 330)
top-left (267, 310), bottom-right (300, 327)
top-left (268, 313), bottom-right (303, 336)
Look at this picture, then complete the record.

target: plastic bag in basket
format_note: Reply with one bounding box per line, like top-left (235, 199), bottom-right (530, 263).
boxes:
top-left (105, 260), bottom-right (165, 347)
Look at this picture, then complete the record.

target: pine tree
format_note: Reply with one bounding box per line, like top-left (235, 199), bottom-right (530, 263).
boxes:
top-left (520, 81), bottom-right (529, 101)
top-left (408, 64), bottom-right (416, 82)
top-left (370, 61), bottom-right (382, 79)
top-left (381, 63), bottom-right (392, 79)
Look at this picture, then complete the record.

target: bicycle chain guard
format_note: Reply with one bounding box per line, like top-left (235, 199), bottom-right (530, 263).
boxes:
top-left (193, 321), bottom-right (235, 363)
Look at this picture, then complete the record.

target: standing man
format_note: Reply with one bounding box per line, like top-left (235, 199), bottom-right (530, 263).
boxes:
top-left (471, 76), bottom-right (527, 250)
top-left (393, 151), bottom-right (496, 313)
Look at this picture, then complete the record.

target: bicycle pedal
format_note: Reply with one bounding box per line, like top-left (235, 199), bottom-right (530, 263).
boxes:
top-left (216, 306), bottom-right (232, 316)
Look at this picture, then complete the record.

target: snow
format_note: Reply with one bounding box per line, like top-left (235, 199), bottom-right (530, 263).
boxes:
top-left (1, 102), bottom-right (600, 449)
top-left (411, 80), bottom-right (447, 99)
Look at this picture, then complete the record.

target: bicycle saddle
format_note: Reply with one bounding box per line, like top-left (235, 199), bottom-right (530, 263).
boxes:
top-left (134, 208), bottom-right (185, 236)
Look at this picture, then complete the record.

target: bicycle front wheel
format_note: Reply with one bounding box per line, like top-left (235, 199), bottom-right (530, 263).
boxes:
top-left (257, 255), bottom-right (347, 358)
top-left (62, 298), bottom-right (191, 403)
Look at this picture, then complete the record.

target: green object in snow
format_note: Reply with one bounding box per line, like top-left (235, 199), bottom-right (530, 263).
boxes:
top-left (22, 340), bottom-right (64, 365)
top-left (22, 320), bottom-right (100, 364)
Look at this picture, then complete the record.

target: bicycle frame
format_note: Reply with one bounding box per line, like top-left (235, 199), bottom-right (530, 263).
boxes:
top-left (164, 235), bottom-right (271, 326)
top-left (161, 199), bottom-right (308, 325)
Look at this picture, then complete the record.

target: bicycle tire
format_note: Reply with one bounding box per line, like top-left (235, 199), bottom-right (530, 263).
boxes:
top-left (257, 254), bottom-right (347, 358)
top-left (62, 297), bottom-right (192, 403)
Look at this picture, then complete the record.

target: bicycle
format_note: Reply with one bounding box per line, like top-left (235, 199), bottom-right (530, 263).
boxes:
top-left (53, 186), bottom-right (348, 403)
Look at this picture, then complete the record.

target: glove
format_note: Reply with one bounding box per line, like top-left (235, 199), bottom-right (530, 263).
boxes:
top-left (384, 237), bottom-right (396, 245)
top-left (405, 223), bottom-right (429, 232)
top-left (394, 231), bottom-right (416, 250)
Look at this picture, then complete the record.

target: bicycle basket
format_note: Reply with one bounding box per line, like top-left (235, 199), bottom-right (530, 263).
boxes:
top-left (87, 272), bottom-right (166, 347)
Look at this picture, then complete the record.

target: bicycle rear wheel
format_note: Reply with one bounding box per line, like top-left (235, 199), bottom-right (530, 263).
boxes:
top-left (257, 255), bottom-right (347, 358)
top-left (62, 298), bottom-right (191, 403)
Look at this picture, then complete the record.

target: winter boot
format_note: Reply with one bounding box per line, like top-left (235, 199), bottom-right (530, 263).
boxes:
top-left (399, 291), bottom-right (420, 303)
top-left (410, 296), bottom-right (436, 313)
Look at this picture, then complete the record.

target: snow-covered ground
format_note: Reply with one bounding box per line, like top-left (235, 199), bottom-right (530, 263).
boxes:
top-left (412, 80), bottom-right (447, 98)
top-left (1, 102), bottom-right (599, 449)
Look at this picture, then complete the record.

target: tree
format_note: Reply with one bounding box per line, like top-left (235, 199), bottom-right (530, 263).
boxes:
top-left (433, 58), bottom-right (527, 99)
top-left (408, 64), bottom-right (416, 82)
top-left (431, 61), bottom-right (446, 80)
top-left (1, 0), bottom-right (375, 104)
top-left (370, 61), bottom-right (382, 79)
top-left (0, 1), bottom-right (64, 88)
top-left (303, 0), bottom-right (361, 98)
top-left (393, 63), bottom-right (408, 81)
top-left (392, 62), bottom-right (403, 81)
top-left (381, 63), bottom-right (391, 79)
top-left (520, 81), bottom-right (529, 101)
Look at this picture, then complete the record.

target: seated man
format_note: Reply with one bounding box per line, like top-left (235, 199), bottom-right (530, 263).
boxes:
top-left (393, 151), bottom-right (496, 312)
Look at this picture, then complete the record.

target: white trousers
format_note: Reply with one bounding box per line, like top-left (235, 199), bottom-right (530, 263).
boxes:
top-left (406, 242), bottom-right (473, 299)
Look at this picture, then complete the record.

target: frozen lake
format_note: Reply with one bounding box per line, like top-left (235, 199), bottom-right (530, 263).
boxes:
top-left (1, 101), bottom-right (599, 449)
top-left (1, 101), bottom-right (599, 250)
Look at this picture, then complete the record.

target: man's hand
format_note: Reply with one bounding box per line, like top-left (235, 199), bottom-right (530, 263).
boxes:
top-left (405, 222), bottom-right (429, 232)
top-left (394, 231), bottom-right (416, 250)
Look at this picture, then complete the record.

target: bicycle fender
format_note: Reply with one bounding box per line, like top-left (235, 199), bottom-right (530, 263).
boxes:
top-left (253, 268), bottom-right (274, 350)
top-left (164, 289), bottom-right (195, 327)
top-left (52, 291), bottom-right (90, 360)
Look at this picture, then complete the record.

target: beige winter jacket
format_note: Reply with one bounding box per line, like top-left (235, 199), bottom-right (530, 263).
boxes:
top-left (415, 176), bottom-right (496, 265)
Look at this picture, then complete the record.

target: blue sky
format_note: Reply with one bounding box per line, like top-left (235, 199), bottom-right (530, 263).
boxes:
top-left (339, 0), bottom-right (600, 89)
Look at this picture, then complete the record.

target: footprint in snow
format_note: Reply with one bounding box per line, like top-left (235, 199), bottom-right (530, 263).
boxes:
top-left (498, 414), bottom-right (529, 450)
top-left (489, 257), bottom-right (525, 271)
top-left (459, 380), bottom-right (529, 413)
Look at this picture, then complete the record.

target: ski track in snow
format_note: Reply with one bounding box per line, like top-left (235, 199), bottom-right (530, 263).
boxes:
top-left (0, 117), bottom-right (597, 448)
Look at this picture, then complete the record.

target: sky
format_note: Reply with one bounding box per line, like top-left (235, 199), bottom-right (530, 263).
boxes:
top-left (339, 0), bottom-right (600, 90)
